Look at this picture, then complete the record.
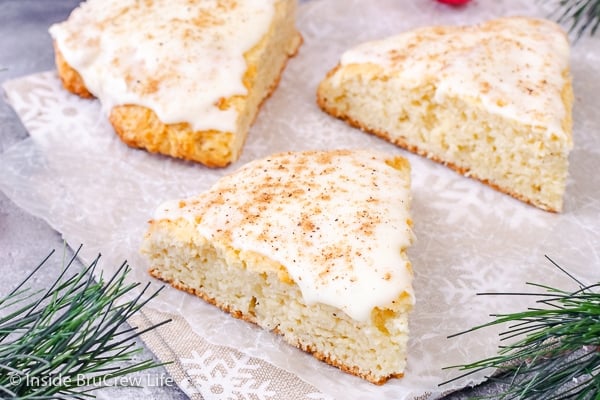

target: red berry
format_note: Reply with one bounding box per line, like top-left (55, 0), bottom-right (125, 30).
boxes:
top-left (436, 0), bottom-right (472, 6)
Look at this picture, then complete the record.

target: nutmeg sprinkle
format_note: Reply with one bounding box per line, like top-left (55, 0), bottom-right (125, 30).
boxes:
top-left (339, 17), bottom-right (570, 142)
top-left (49, 0), bottom-right (275, 132)
top-left (155, 150), bottom-right (415, 321)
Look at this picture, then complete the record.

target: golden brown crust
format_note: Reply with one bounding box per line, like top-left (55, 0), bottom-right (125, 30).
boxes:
top-left (108, 105), bottom-right (237, 167)
top-left (149, 266), bottom-right (399, 385)
top-left (108, 31), bottom-right (302, 168)
top-left (316, 90), bottom-right (559, 213)
top-left (55, 41), bottom-right (233, 167)
top-left (54, 43), bottom-right (241, 167)
top-left (53, 1), bottom-right (302, 168)
top-left (53, 42), bottom-right (94, 99)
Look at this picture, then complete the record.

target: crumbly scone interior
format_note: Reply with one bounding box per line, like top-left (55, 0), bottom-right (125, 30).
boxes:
top-left (142, 217), bottom-right (412, 385)
top-left (317, 64), bottom-right (573, 212)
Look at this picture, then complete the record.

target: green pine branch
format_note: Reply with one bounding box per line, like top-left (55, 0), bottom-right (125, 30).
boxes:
top-left (0, 246), bottom-right (171, 399)
top-left (441, 256), bottom-right (600, 399)
top-left (553, 0), bottom-right (600, 39)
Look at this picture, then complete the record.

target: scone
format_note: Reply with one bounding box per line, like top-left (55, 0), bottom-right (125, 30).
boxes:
top-left (317, 17), bottom-right (573, 212)
top-left (141, 149), bottom-right (415, 384)
top-left (49, 0), bottom-right (302, 167)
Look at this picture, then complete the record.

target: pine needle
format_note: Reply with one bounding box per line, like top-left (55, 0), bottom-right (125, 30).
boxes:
top-left (441, 256), bottom-right (600, 399)
top-left (0, 245), bottom-right (171, 399)
top-left (552, 0), bottom-right (600, 39)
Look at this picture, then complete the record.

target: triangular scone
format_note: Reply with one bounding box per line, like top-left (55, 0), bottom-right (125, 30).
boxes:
top-left (317, 17), bottom-right (573, 212)
top-left (142, 149), bottom-right (415, 384)
top-left (49, 0), bottom-right (302, 167)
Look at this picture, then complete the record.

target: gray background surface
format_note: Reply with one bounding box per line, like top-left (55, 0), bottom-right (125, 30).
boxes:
top-left (0, 1), bottom-right (499, 398)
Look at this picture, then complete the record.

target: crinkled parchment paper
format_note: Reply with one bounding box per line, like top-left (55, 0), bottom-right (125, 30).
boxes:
top-left (1, 0), bottom-right (600, 399)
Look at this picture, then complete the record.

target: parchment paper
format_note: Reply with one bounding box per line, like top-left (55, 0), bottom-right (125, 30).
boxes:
top-left (1, 0), bottom-right (599, 399)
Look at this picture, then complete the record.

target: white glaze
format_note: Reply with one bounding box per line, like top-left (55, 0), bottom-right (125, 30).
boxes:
top-left (339, 17), bottom-right (571, 143)
top-left (155, 150), bottom-right (415, 322)
top-left (49, 0), bottom-right (275, 132)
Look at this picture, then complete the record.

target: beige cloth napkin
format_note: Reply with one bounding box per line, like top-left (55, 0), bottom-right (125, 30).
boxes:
top-left (129, 310), bottom-right (327, 399)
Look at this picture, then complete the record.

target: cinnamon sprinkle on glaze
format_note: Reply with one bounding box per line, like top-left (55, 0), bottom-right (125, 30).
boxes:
top-left (155, 150), bottom-right (415, 321)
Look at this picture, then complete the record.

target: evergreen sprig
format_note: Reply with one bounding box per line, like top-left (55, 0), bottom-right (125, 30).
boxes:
top-left (0, 246), bottom-right (171, 399)
top-left (553, 0), bottom-right (600, 38)
top-left (442, 256), bottom-right (600, 399)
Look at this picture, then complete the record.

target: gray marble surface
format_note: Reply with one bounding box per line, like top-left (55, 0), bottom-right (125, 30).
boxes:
top-left (0, 1), bottom-right (498, 398)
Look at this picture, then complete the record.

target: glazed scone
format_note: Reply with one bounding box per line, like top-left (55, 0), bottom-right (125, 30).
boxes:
top-left (49, 0), bottom-right (302, 167)
top-left (141, 149), bottom-right (415, 384)
top-left (317, 17), bottom-right (573, 212)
